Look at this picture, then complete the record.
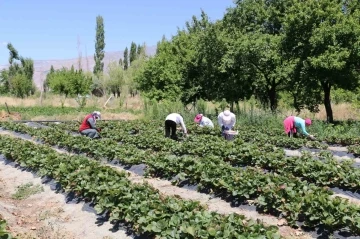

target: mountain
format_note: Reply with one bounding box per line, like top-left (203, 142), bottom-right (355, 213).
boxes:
top-left (0, 45), bottom-right (157, 89)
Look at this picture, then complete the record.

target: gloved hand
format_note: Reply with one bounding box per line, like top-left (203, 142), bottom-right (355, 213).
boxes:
top-left (97, 128), bottom-right (102, 132)
top-left (309, 134), bottom-right (316, 140)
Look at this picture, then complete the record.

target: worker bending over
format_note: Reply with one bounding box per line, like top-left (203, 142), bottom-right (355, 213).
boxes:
top-left (218, 110), bottom-right (236, 135)
top-left (194, 114), bottom-right (214, 128)
top-left (283, 116), bottom-right (315, 140)
top-left (165, 113), bottom-right (188, 140)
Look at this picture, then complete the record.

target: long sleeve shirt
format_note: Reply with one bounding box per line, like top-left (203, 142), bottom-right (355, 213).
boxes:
top-left (218, 112), bottom-right (236, 129)
top-left (87, 117), bottom-right (97, 129)
top-left (294, 117), bottom-right (309, 136)
top-left (165, 113), bottom-right (187, 134)
top-left (199, 116), bottom-right (214, 128)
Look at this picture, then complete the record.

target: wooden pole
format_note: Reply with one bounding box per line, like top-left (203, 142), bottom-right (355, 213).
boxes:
top-left (103, 95), bottom-right (113, 108)
top-left (4, 102), bottom-right (10, 114)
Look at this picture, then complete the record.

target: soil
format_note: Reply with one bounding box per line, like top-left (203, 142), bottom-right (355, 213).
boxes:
top-left (0, 131), bottom-right (312, 239)
top-left (0, 160), bottom-right (131, 239)
top-left (0, 110), bottom-right (22, 121)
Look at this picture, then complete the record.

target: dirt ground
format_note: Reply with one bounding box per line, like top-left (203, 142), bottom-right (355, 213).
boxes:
top-left (0, 160), bottom-right (131, 239)
top-left (0, 110), bottom-right (22, 121)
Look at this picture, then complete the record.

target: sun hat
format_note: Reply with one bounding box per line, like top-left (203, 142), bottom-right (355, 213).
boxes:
top-left (92, 111), bottom-right (101, 120)
top-left (194, 114), bottom-right (203, 123)
top-left (305, 118), bottom-right (312, 125)
top-left (222, 110), bottom-right (232, 125)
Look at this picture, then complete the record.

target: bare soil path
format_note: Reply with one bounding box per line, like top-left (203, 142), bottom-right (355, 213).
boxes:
top-left (0, 159), bottom-right (131, 239)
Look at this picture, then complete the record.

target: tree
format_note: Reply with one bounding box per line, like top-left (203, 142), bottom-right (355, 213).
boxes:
top-left (135, 40), bottom-right (182, 101)
top-left (129, 42), bottom-right (137, 64)
top-left (172, 11), bottom-right (213, 105)
top-left (127, 44), bottom-right (147, 97)
top-left (123, 47), bottom-right (129, 70)
top-left (282, 0), bottom-right (360, 122)
top-left (222, 0), bottom-right (293, 111)
top-left (0, 43), bottom-right (35, 98)
top-left (137, 44), bottom-right (143, 56)
top-left (45, 66), bottom-right (92, 97)
top-left (93, 15), bottom-right (105, 75)
top-left (106, 62), bottom-right (125, 97)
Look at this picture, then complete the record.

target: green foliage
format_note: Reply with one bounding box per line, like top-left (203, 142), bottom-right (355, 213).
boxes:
top-left (0, 132), bottom-right (280, 239)
top-left (6, 120), bottom-right (360, 236)
top-left (282, 0), bottom-right (360, 122)
top-left (195, 98), bottom-right (207, 114)
top-left (45, 67), bottom-right (92, 97)
top-left (8, 73), bottom-right (34, 98)
top-left (11, 182), bottom-right (44, 200)
top-left (0, 43), bottom-right (35, 98)
top-left (93, 15), bottom-right (105, 75)
top-left (136, 40), bottom-right (182, 101)
top-left (106, 61), bottom-right (126, 96)
top-left (75, 95), bottom-right (89, 109)
top-left (0, 218), bottom-right (15, 239)
top-left (129, 41), bottom-right (137, 64)
top-left (123, 47), bottom-right (129, 70)
top-left (134, 0), bottom-right (360, 122)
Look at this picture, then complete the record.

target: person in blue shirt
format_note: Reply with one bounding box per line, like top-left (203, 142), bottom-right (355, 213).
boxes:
top-left (194, 114), bottom-right (214, 128)
top-left (283, 116), bottom-right (315, 140)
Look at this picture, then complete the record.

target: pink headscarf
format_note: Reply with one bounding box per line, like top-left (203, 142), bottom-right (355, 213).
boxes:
top-left (305, 118), bottom-right (312, 125)
top-left (194, 114), bottom-right (203, 123)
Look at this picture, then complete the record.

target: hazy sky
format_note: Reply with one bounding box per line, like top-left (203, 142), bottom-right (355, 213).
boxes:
top-left (0, 0), bottom-right (235, 65)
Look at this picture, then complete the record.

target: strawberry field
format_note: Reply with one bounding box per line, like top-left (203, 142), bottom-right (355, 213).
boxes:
top-left (1, 119), bottom-right (360, 238)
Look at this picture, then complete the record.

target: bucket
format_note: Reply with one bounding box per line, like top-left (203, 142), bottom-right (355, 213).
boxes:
top-left (224, 130), bottom-right (238, 141)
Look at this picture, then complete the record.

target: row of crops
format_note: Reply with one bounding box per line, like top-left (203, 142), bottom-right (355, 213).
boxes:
top-left (1, 120), bottom-right (360, 238)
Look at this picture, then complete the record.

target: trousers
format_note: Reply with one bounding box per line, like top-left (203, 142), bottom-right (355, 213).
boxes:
top-left (80, 129), bottom-right (100, 139)
top-left (165, 120), bottom-right (177, 140)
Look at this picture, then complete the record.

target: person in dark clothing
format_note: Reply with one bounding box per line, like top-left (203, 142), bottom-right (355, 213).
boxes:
top-left (79, 111), bottom-right (102, 139)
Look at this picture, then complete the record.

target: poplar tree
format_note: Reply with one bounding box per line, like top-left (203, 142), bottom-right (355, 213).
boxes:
top-left (93, 15), bottom-right (105, 75)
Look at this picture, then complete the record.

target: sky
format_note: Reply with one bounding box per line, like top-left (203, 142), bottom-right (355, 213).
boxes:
top-left (0, 0), bottom-right (235, 65)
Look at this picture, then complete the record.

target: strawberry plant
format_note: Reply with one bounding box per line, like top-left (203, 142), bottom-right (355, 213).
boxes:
top-left (3, 123), bottom-right (360, 235)
top-left (0, 134), bottom-right (280, 238)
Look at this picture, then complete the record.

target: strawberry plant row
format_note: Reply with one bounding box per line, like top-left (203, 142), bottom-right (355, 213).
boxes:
top-left (3, 123), bottom-right (360, 234)
top-left (44, 120), bottom-right (360, 149)
top-left (42, 121), bottom-right (304, 159)
top-left (3, 122), bottom-right (360, 190)
top-left (347, 145), bottom-right (360, 156)
top-left (0, 134), bottom-right (280, 239)
top-left (45, 121), bottom-right (329, 150)
top-left (5, 122), bottom-right (360, 190)
top-left (39, 123), bottom-right (359, 190)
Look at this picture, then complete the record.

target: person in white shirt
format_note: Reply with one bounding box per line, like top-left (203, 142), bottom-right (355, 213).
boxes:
top-left (218, 110), bottom-right (236, 134)
top-left (165, 113), bottom-right (188, 140)
top-left (194, 114), bottom-right (214, 128)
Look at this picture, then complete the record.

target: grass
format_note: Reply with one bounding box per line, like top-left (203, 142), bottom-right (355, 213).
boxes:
top-left (0, 93), bottom-right (144, 109)
top-left (11, 183), bottom-right (44, 200)
top-left (1, 93), bottom-right (360, 123)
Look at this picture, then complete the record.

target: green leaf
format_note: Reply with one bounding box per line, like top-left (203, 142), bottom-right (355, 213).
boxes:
top-left (208, 227), bottom-right (216, 236)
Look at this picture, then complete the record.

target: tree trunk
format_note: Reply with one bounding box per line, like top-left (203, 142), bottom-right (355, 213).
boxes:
top-left (230, 101), bottom-right (234, 112)
top-left (268, 85), bottom-right (277, 112)
top-left (322, 81), bottom-right (333, 123)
